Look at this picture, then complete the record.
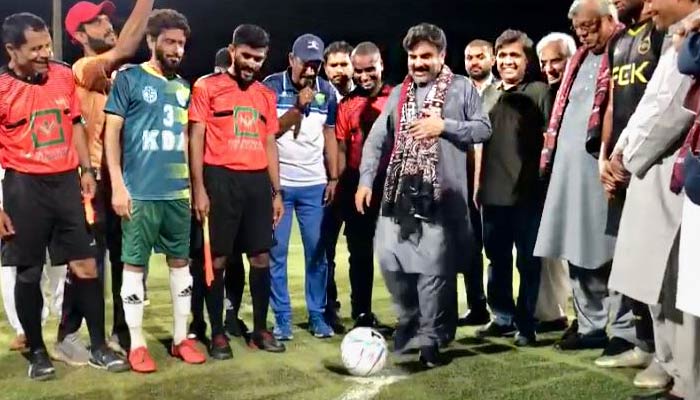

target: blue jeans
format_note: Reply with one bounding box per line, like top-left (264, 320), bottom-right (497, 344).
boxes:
top-left (483, 202), bottom-right (543, 336)
top-left (270, 184), bottom-right (328, 319)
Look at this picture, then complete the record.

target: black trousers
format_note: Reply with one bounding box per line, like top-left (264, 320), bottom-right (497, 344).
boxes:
top-left (627, 295), bottom-right (656, 353)
top-left (57, 175), bottom-right (129, 346)
top-left (462, 197), bottom-right (487, 313)
top-left (322, 203), bottom-right (343, 320)
top-left (344, 206), bottom-right (378, 320)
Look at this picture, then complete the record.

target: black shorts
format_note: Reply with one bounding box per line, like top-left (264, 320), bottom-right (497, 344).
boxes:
top-left (204, 166), bottom-right (273, 257)
top-left (1, 169), bottom-right (96, 266)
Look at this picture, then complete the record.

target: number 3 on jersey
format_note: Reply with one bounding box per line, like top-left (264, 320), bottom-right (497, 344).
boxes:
top-left (141, 104), bottom-right (184, 152)
top-left (163, 104), bottom-right (175, 128)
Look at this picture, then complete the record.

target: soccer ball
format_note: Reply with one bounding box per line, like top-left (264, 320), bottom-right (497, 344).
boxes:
top-left (341, 327), bottom-right (388, 377)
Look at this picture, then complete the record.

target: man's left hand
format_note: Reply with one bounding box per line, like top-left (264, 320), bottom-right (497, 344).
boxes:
top-left (324, 180), bottom-right (338, 205)
top-left (81, 171), bottom-right (97, 198)
top-left (409, 112), bottom-right (444, 140)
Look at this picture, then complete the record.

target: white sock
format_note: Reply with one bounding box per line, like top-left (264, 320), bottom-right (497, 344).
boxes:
top-left (0, 266), bottom-right (23, 334)
top-left (169, 266), bottom-right (192, 345)
top-left (121, 270), bottom-right (146, 350)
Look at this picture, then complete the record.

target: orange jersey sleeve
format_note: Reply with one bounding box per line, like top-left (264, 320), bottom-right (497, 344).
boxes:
top-left (189, 78), bottom-right (210, 124)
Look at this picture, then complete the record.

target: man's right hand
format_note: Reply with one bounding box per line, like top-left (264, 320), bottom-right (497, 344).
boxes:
top-left (193, 185), bottom-right (210, 222)
top-left (600, 160), bottom-right (618, 197)
top-left (112, 185), bottom-right (132, 220)
top-left (355, 186), bottom-right (372, 215)
top-left (296, 87), bottom-right (315, 109)
top-left (0, 210), bottom-right (15, 239)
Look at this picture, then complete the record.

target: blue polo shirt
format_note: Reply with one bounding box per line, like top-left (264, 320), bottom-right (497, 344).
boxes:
top-left (263, 70), bottom-right (337, 187)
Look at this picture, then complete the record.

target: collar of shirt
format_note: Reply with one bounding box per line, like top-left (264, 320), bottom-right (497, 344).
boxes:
top-left (497, 79), bottom-right (528, 93)
top-left (475, 74), bottom-right (495, 95)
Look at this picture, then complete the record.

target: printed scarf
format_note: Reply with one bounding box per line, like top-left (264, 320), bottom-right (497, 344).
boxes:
top-left (382, 65), bottom-right (453, 239)
top-left (540, 24), bottom-right (623, 176)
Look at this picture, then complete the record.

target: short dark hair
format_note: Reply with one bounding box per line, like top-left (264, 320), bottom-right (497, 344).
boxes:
top-left (215, 47), bottom-right (231, 69)
top-left (352, 41), bottom-right (380, 57)
top-left (495, 29), bottom-right (534, 54)
top-left (324, 41), bottom-right (353, 62)
top-left (466, 39), bottom-right (493, 53)
top-left (402, 23), bottom-right (447, 53)
top-left (2, 12), bottom-right (47, 47)
top-left (146, 9), bottom-right (190, 39)
top-left (232, 24), bottom-right (270, 49)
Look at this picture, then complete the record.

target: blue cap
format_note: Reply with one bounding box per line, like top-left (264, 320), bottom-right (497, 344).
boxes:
top-left (292, 34), bottom-right (325, 62)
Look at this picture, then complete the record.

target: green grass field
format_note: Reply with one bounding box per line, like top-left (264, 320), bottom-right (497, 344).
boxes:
top-left (0, 224), bottom-right (645, 400)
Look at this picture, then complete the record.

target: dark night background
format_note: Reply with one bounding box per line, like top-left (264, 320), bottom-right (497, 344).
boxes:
top-left (1, 0), bottom-right (572, 85)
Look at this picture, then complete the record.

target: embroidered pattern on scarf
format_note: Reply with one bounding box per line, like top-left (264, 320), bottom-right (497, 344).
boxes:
top-left (382, 65), bottom-right (453, 238)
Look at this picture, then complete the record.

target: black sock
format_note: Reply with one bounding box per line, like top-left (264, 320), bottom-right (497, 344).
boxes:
top-left (205, 268), bottom-right (225, 336)
top-left (74, 276), bottom-right (106, 349)
top-left (249, 267), bottom-right (270, 332)
top-left (190, 258), bottom-right (206, 328)
top-left (15, 266), bottom-right (45, 352)
top-left (225, 255), bottom-right (245, 318)
top-left (57, 271), bottom-right (81, 342)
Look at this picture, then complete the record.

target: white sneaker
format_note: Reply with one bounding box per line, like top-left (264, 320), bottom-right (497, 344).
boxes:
top-left (52, 332), bottom-right (90, 367)
top-left (595, 347), bottom-right (653, 368)
top-left (634, 358), bottom-right (672, 389)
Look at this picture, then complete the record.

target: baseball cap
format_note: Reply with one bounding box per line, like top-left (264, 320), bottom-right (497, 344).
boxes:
top-left (292, 34), bottom-right (325, 63)
top-left (65, 1), bottom-right (116, 41)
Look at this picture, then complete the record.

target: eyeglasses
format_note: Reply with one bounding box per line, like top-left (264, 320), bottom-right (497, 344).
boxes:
top-left (571, 19), bottom-right (601, 34)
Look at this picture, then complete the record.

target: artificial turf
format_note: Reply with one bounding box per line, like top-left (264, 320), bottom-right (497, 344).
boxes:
top-left (0, 224), bottom-right (645, 400)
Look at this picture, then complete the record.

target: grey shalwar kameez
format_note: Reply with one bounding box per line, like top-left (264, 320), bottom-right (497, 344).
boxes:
top-left (359, 74), bottom-right (491, 349)
top-left (534, 53), bottom-right (635, 342)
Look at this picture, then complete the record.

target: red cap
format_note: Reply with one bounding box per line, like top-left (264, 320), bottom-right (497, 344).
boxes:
top-left (65, 1), bottom-right (116, 41)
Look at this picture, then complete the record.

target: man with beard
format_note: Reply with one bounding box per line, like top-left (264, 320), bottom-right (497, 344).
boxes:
top-left (532, 31), bottom-right (576, 334)
top-left (475, 30), bottom-right (551, 347)
top-left (0, 12), bottom-right (128, 380)
top-left (456, 39), bottom-right (495, 328)
top-left (607, 0), bottom-right (700, 397)
top-left (190, 24), bottom-right (285, 358)
top-left (535, 0), bottom-right (637, 354)
top-left (591, 0), bottom-right (662, 375)
top-left (324, 41), bottom-right (355, 99)
top-left (63, 0), bottom-right (154, 359)
top-left (188, 47), bottom-right (250, 342)
top-left (104, 9), bottom-right (206, 373)
top-left (357, 23), bottom-right (491, 367)
top-left (465, 40), bottom-right (496, 95)
top-left (334, 42), bottom-right (393, 335)
top-left (321, 40), bottom-right (353, 332)
top-left (263, 34), bottom-right (339, 341)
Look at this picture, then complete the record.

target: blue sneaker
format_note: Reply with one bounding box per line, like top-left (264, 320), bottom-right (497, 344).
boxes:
top-left (309, 313), bottom-right (334, 338)
top-left (273, 315), bottom-right (294, 341)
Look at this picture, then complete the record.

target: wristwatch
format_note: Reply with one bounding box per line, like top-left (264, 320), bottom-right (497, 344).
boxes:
top-left (81, 167), bottom-right (98, 178)
top-left (272, 187), bottom-right (283, 199)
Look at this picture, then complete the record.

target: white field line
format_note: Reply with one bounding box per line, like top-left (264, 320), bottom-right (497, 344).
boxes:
top-left (336, 373), bottom-right (408, 400)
